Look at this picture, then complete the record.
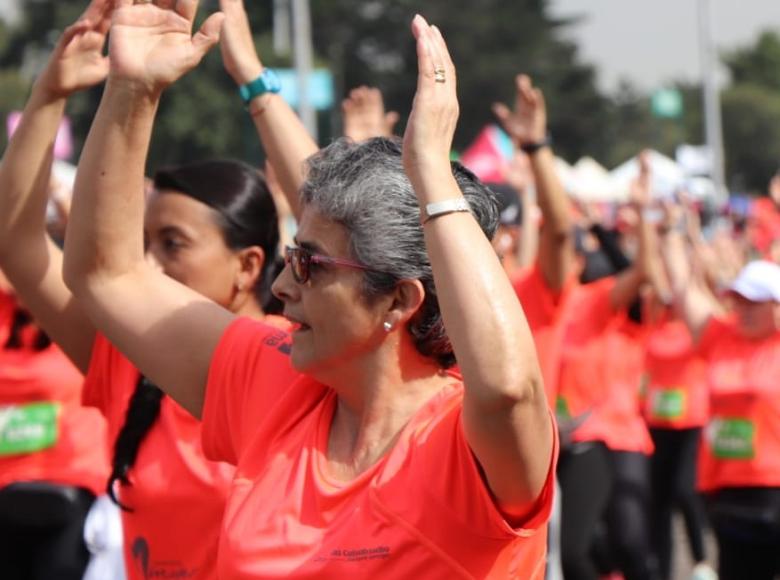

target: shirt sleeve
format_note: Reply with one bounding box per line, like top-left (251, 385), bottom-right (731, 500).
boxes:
top-left (81, 333), bottom-right (113, 411)
top-left (201, 317), bottom-right (299, 465)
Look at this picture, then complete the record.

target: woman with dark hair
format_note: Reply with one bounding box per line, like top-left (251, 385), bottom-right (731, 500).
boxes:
top-left (0, 2), bottom-right (291, 578)
top-left (65, 2), bottom-right (556, 578)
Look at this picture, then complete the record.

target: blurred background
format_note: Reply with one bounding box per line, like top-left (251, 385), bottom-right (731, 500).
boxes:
top-left (2, 0), bottom-right (780, 196)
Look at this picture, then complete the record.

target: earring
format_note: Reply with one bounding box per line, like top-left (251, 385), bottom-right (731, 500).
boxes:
top-left (383, 321), bottom-right (393, 332)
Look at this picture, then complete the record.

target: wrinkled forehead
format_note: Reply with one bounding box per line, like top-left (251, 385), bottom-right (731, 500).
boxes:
top-left (295, 205), bottom-right (353, 257)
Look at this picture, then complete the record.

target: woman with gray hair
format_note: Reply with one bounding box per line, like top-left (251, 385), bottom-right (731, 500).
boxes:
top-left (63, 0), bottom-right (557, 577)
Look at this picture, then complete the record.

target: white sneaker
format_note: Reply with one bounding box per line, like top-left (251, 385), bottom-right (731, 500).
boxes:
top-left (691, 562), bottom-right (718, 580)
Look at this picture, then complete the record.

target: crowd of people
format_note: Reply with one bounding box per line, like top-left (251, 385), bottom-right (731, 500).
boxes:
top-left (0, 1), bottom-right (778, 579)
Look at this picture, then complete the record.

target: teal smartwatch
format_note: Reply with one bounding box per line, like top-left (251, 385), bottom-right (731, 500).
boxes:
top-left (239, 69), bottom-right (282, 105)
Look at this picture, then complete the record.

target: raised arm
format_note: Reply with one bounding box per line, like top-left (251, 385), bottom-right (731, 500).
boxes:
top-left (403, 17), bottom-right (552, 516)
top-left (219, 0), bottom-right (318, 219)
top-left (660, 204), bottom-right (714, 343)
top-left (0, 0), bottom-right (113, 372)
top-left (342, 86), bottom-right (399, 142)
top-left (63, 0), bottom-right (233, 417)
top-left (493, 75), bottom-right (574, 291)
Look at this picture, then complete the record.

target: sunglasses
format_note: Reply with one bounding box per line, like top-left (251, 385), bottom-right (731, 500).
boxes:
top-left (284, 245), bottom-right (377, 284)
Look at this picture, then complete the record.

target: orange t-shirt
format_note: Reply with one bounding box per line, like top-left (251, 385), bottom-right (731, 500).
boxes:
top-left (697, 317), bottom-right (780, 492)
top-left (555, 280), bottom-right (653, 453)
top-left (643, 317), bottom-right (709, 429)
top-left (512, 263), bottom-right (577, 405)
top-left (572, 318), bottom-right (653, 454)
top-left (0, 291), bottom-right (108, 494)
top-left (83, 333), bottom-right (235, 580)
top-left (202, 318), bottom-right (558, 579)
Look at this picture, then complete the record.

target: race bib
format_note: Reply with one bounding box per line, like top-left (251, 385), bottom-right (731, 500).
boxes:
top-left (0, 402), bottom-right (60, 456)
top-left (555, 395), bottom-right (571, 421)
top-left (711, 418), bottom-right (755, 460)
top-left (649, 388), bottom-right (686, 421)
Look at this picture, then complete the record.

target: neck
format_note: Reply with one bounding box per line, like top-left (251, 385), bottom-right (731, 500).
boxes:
top-left (233, 294), bottom-right (266, 321)
top-left (322, 333), bottom-right (451, 480)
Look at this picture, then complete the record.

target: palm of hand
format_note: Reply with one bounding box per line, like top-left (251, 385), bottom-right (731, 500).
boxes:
top-left (56, 30), bottom-right (109, 93)
top-left (110, 6), bottom-right (197, 89)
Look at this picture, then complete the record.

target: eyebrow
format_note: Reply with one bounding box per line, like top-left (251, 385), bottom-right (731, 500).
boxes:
top-left (157, 225), bottom-right (192, 240)
top-left (293, 237), bottom-right (327, 255)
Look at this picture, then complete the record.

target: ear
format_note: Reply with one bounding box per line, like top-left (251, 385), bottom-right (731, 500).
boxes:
top-left (384, 278), bottom-right (425, 329)
top-left (234, 246), bottom-right (265, 293)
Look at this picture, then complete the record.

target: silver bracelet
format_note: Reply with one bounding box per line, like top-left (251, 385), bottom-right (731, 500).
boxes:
top-left (421, 198), bottom-right (471, 224)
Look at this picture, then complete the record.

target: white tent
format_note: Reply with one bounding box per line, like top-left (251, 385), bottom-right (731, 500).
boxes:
top-left (609, 150), bottom-right (685, 200)
top-left (567, 157), bottom-right (622, 202)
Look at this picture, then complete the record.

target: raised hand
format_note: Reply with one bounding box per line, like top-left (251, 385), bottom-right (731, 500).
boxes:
top-left (218, 0), bottom-right (263, 85)
top-left (402, 15), bottom-right (459, 179)
top-left (492, 75), bottom-right (547, 147)
top-left (108, 0), bottom-right (224, 94)
top-left (342, 86), bottom-right (400, 142)
top-left (36, 0), bottom-right (113, 99)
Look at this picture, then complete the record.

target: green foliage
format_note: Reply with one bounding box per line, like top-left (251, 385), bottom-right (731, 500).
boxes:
top-left (309, 0), bottom-right (611, 161)
top-left (724, 30), bottom-right (780, 92)
top-left (721, 84), bottom-right (780, 191)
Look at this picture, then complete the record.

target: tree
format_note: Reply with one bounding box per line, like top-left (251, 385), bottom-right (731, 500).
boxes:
top-left (309, 0), bottom-right (611, 162)
top-left (721, 29), bottom-right (780, 191)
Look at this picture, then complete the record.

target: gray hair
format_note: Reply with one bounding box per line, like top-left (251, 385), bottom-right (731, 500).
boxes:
top-left (300, 137), bottom-right (499, 368)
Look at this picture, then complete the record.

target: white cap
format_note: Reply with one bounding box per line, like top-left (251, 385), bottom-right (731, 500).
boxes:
top-left (728, 260), bottom-right (780, 303)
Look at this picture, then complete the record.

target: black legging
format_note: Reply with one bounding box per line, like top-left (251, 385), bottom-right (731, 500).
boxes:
top-left (707, 487), bottom-right (780, 580)
top-left (0, 484), bottom-right (94, 580)
top-left (649, 427), bottom-right (708, 579)
top-left (603, 450), bottom-right (659, 580)
top-left (557, 441), bottom-right (613, 580)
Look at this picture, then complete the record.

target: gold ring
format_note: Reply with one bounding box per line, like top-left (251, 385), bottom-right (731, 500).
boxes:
top-left (434, 68), bottom-right (446, 83)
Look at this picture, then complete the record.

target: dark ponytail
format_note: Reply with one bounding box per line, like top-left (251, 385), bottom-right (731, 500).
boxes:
top-left (3, 308), bottom-right (51, 351)
top-left (107, 376), bottom-right (164, 511)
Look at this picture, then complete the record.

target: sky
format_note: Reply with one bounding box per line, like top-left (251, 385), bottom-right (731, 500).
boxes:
top-left (549, 0), bottom-right (780, 93)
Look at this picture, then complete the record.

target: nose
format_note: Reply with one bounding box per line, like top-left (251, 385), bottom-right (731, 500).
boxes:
top-left (271, 261), bottom-right (299, 304)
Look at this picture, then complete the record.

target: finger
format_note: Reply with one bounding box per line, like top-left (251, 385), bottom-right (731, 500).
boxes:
top-left (115, 0), bottom-right (133, 8)
top-left (430, 25), bottom-right (455, 86)
top-left (192, 11), bottom-right (225, 57)
top-left (59, 20), bottom-right (92, 47)
top-left (157, 0), bottom-right (176, 9)
top-left (384, 111), bottom-right (400, 133)
top-left (176, 0), bottom-right (199, 24)
top-left (411, 14), bottom-right (435, 88)
top-left (491, 102), bottom-right (511, 126)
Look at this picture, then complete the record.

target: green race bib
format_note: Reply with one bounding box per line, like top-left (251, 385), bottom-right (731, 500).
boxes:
top-left (555, 395), bottom-right (571, 421)
top-left (0, 402), bottom-right (60, 456)
top-left (712, 418), bottom-right (755, 460)
top-left (650, 389), bottom-right (686, 420)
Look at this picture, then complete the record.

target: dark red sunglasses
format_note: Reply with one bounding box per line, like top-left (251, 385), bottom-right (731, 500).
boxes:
top-left (284, 245), bottom-right (378, 284)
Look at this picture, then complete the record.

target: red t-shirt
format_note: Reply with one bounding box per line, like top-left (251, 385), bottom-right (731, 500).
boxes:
top-left (556, 280), bottom-right (653, 453)
top-left (643, 317), bottom-right (709, 429)
top-left (0, 290), bottom-right (108, 494)
top-left (697, 317), bottom-right (780, 492)
top-left (83, 333), bottom-right (236, 580)
top-left (512, 263), bottom-right (577, 405)
top-left (202, 318), bottom-right (558, 579)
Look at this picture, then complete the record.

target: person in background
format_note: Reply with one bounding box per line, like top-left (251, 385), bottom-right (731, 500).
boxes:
top-left (664, 214), bottom-right (780, 580)
top-left (0, 4), bottom-right (112, 577)
top-left (0, 1), bottom-right (294, 578)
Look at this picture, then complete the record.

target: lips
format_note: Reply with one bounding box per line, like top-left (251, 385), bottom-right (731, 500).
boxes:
top-left (284, 312), bottom-right (311, 332)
